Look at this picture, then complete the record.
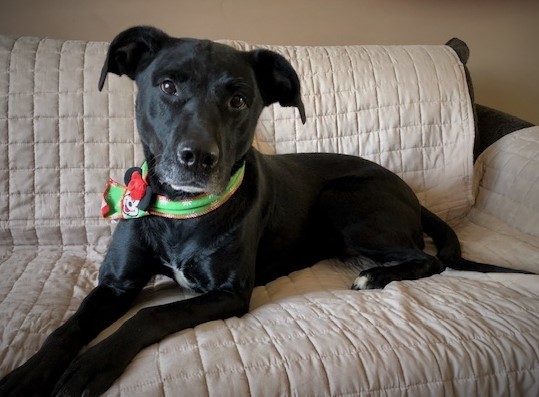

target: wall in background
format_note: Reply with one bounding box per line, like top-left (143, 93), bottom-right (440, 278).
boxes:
top-left (1, 0), bottom-right (538, 124)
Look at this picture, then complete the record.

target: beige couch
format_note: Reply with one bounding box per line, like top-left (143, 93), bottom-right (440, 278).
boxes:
top-left (1, 34), bottom-right (538, 396)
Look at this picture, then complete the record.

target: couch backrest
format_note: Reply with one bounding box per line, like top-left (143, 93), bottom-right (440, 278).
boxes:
top-left (0, 35), bottom-right (475, 247)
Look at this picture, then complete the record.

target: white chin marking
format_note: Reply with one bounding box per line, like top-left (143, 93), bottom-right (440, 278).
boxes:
top-left (352, 275), bottom-right (371, 290)
top-left (169, 184), bottom-right (206, 194)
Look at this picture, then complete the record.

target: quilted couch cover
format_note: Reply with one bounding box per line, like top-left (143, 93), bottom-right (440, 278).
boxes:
top-left (0, 35), bottom-right (538, 396)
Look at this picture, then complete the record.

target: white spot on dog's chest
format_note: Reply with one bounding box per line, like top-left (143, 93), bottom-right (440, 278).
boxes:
top-left (162, 260), bottom-right (196, 290)
top-left (172, 268), bottom-right (196, 290)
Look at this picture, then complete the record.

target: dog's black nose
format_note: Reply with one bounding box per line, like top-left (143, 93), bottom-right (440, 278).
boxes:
top-left (178, 144), bottom-right (219, 171)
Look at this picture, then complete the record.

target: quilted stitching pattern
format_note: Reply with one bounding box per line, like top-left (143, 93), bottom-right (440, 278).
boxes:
top-left (1, 35), bottom-right (538, 397)
top-left (0, 36), bottom-right (143, 247)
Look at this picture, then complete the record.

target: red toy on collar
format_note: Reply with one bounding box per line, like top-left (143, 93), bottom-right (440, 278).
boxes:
top-left (124, 167), bottom-right (152, 211)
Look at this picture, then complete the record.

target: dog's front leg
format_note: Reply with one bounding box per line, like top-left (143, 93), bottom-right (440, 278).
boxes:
top-left (53, 289), bottom-right (249, 397)
top-left (0, 285), bottom-right (141, 397)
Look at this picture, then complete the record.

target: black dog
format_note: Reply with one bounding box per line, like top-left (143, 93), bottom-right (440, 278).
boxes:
top-left (0, 26), bottom-right (524, 397)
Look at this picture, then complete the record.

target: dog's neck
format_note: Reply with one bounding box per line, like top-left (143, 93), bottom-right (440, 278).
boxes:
top-left (102, 160), bottom-right (246, 220)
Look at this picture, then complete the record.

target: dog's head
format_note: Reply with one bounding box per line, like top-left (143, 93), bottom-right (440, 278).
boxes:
top-left (99, 26), bottom-right (306, 197)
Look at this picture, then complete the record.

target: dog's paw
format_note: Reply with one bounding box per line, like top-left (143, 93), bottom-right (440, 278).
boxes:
top-left (53, 341), bottom-right (129, 397)
top-left (351, 274), bottom-right (372, 290)
top-left (0, 352), bottom-right (62, 397)
top-left (351, 267), bottom-right (392, 290)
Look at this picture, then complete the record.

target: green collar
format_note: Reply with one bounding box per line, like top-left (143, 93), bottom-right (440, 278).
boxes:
top-left (102, 162), bottom-right (246, 220)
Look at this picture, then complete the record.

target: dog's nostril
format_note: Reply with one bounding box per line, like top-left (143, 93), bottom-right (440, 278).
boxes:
top-left (202, 152), bottom-right (218, 169)
top-left (179, 148), bottom-right (196, 167)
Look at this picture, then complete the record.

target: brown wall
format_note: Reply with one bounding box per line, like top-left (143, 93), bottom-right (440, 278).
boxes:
top-left (1, 0), bottom-right (538, 124)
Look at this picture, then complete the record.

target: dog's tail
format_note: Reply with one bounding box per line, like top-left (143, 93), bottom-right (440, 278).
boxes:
top-left (420, 206), bottom-right (532, 274)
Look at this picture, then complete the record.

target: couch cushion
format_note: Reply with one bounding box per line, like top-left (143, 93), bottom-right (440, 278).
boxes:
top-left (454, 126), bottom-right (539, 273)
top-left (1, 244), bottom-right (538, 396)
top-left (0, 35), bottom-right (475, 246)
top-left (0, 36), bottom-right (134, 247)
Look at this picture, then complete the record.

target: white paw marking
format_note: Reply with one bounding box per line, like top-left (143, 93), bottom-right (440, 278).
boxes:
top-left (352, 275), bottom-right (370, 290)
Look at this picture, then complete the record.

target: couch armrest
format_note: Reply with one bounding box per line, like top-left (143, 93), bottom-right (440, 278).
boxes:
top-left (475, 104), bottom-right (534, 158)
top-left (473, 126), bottom-right (539, 239)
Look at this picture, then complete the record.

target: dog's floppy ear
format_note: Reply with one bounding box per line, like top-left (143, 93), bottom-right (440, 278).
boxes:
top-left (98, 26), bottom-right (170, 91)
top-left (248, 49), bottom-right (307, 124)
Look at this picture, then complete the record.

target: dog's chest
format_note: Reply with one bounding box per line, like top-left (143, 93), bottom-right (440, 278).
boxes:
top-left (158, 237), bottom-right (206, 291)
top-left (144, 215), bottom-right (239, 293)
top-left (143, 220), bottom-right (202, 290)
top-left (161, 259), bottom-right (196, 290)
top-left (153, 228), bottom-right (219, 293)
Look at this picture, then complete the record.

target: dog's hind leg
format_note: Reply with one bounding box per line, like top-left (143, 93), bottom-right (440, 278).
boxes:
top-left (346, 248), bottom-right (445, 290)
top-left (337, 221), bottom-right (446, 290)
top-left (315, 175), bottom-right (445, 290)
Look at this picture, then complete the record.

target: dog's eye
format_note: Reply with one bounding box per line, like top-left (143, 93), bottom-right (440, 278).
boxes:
top-left (229, 95), bottom-right (247, 110)
top-left (160, 80), bottom-right (177, 96)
